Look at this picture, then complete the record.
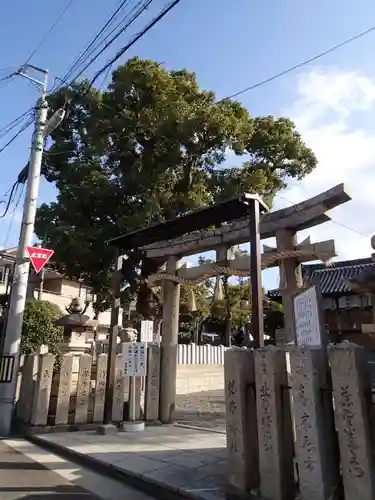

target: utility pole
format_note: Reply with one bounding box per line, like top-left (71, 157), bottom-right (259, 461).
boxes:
top-left (0, 65), bottom-right (64, 436)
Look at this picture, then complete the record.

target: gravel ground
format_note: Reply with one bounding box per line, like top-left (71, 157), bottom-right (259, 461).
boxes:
top-left (175, 389), bottom-right (226, 432)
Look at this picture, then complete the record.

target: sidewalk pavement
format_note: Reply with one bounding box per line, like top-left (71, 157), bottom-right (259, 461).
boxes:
top-left (1, 438), bottom-right (155, 500)
top-left (29, 425), bottom-right (228, 500)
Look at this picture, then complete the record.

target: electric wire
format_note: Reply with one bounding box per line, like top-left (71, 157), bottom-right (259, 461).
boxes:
top-left (63, 18), bottom-right (375, 144)
top-left (275, 193), bottom-right (370, 238)
top-left (0, 117), bottom-right (33, 156)
top-left (87, 0), bottom-right (182, 92)
top-left (98, 63), bottom-right (115, 91)
top-left (24, 0), bottom-right (76, 65)
top-left (0, 182), bottom-right (19, 218)
top-left (59, 0), bottom-right (131, 85)
top-left (0, 73), bottom-right (15, 91)
top-left (0, 109), bottom-right (33, 141)
top-left (6, 6), bottom-right (370, 246)
top-left (41, 17), bottom-right (372, 244)
top-left (62, 0), bottom-right (153, 87)
top-left (218, 25), bottom-right (375, 102)
top-left (2, 184), bottom-right (25, 249)
top-left (0, 0), bottom-right (150, 215)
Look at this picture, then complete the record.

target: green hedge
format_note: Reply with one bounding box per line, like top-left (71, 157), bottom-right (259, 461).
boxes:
top-left (21, 300), bottom-right (63, 355)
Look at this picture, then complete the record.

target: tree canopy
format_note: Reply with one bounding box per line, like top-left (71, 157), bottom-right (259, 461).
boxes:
top-left (35, 57), bottom-right (317, 310)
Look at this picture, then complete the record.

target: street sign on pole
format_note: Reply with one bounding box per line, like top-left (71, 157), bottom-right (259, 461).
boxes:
top-left (122, 342), bottom-right (147, 377)
top-left (25, 246), bottom-right (54, 274)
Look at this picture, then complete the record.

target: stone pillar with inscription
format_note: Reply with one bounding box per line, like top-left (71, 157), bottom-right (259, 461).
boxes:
top-left (55, 354), bottom-right (73, 425)
top-left (74, 354), bottom-right (92, 424)
top-left (93, 353), bottom-right (107, 423)
top-left (254, 346), bottom-right (295, 500)
top-left (224, 348), bottom-right (259, 496)
top-left (289, 347), bottom-right (340, 500)
top-left (112, 353), bottom-right (126, 422)
top-left (145, 345), bottom-right (161, 421)
top-left (30, 354), bottom-right (55, 426)
top-left (329, 343), bottom-right (375, 500)
top-left (17, 354), bottom-right (39, 424)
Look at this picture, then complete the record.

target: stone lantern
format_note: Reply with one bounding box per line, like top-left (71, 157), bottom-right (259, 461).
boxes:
top-left (119, 320), bottom-right (138, 343)
top-left (50, 298), bottom-right (98, 417)
top-left (55, 297), bottom-right (98, 355)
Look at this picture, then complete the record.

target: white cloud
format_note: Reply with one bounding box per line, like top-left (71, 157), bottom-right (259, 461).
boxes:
top-left (271, 67), bottom-right (375, 261)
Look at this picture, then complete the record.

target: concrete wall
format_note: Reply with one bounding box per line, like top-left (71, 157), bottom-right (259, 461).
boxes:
top-left (31, 289), bottom-right (115, 325)
top-left (61, 279), bottom-right (81, 297)
top-left (176, 364), bottom-right (224, 395)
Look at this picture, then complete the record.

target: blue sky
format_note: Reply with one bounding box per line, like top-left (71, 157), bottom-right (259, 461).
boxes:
top-left (0, 0), bottom-right (374, 290)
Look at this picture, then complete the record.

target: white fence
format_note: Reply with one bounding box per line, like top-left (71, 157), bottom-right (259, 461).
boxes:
top-left (95, 341), bottom-right (228, 365)
top-left (177, 344), bottom-right (227, 364)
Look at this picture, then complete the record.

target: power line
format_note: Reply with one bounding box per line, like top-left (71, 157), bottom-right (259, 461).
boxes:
top-left (68, 0), bottom-right (153, 86)
top-left (0, 182), bottom-right (19, 218)
top-left (88, 0), bottom-right (182, 91)
top-left (0, 108), bottom-right (33, 140)
top-left (59, 20), bottom-right (375, 147)
top-left (24, 0), bottom-right (76, 65)
top-left (219, 25), bottom-right (375, 102)
top-left (0, 73), bottom-right (15, 91)
top-left (0, 1), bottom-right (180, 223)
top-left (98, 63), bottom-right (115, 91)
top-left (275, 193), bottom-right (369, 238)
top-left (0, 116), bottom-right (33, 156)
top-left (2, 184), bottom-right (25, 249)
top-left (60, 0), bottom-right (135, 86)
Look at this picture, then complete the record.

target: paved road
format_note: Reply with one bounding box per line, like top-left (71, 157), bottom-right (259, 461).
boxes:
top-left (0, 439), bottom-right (156, 500)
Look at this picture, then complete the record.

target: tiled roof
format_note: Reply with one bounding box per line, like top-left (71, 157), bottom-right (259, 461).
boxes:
top-left (268, 258), bottom-right (375, 297)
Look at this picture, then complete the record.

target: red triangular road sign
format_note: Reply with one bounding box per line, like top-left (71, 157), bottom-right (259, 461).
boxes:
top-left (25, 246), bottom-right (54, 274)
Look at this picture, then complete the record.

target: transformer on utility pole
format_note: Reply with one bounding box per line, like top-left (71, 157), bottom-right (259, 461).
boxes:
top-left (0, 64), bottom-right (65, 436)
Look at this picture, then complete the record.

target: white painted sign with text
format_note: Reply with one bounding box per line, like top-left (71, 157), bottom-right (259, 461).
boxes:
top-left (122, 342), bottom-right (148, 376)
top-left (294, 286), bottom-right (322, 347)
top-left (140, 320), bottom-right (154, 342)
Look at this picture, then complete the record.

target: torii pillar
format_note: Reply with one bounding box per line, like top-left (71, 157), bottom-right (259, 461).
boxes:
top-left (159, 256), bottom-right (181, 424)
top-left (275, 229), bottom-right (303, 345)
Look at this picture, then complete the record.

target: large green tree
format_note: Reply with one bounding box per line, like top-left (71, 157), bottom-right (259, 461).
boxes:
top-left (36, 57), bottom-right (316, 313)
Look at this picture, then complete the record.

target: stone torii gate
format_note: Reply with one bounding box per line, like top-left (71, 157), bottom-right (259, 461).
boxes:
top-left (138, 184), bottom-right (351, 422)
top-left (143, 184), bottom-right (350, 342)
top-left (107, 184), bottom-right (350, 424)
top-left (148, 234), bottom-right (335, 337)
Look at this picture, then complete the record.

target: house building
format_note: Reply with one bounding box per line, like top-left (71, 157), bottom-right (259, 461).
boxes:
top-left (0, 247), bottom-right (115, 326)
top-left (268, 257), bottom-right (375, 345)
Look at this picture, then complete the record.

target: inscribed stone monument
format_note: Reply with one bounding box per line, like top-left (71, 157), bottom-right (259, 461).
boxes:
top-left (31, 354), bottom-right (54, 426)
top-left (93, 353), bottom-right (107, 423)
top-left (289, 347), bottom-right (339, 500)
top-left (74, 354), bottom-right (92, 424)
top-left (144, 345), bottom-right (160, 421)
top-left (254, 347), bottom-right (294, 500)
top-left (329, 343), bottom-right (375, 500)
top-left (55, 354), bottom-right (73, 425)
top-left (224, 348), bottom-right (259, 495)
